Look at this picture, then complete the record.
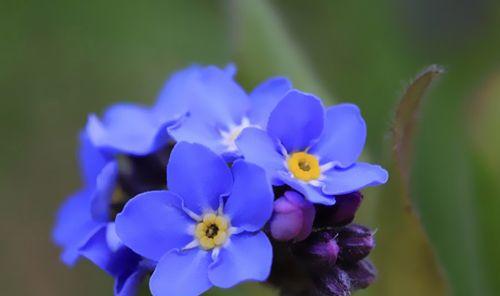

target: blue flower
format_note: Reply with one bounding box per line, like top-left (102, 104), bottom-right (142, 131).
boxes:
top-left (115, 142), bottom-right (274, 296)
top-left (164, 65), bottom-right (292, 158)
top-left (236, 90), bottom-right (388, 205)
top-left (86, 66), bottom-right (212, 157)
top-left (52, 133), bottom-right (148, 296)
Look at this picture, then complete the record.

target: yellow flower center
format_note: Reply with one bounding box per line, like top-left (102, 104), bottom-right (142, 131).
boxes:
top-left (287, 152), bottom-right (321, 181)
top-left (195, 213), bottom-right (230, 250)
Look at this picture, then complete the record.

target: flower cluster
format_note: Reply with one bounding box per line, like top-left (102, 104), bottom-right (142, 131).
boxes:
top-left (53, 64), bottom-right (388, 296)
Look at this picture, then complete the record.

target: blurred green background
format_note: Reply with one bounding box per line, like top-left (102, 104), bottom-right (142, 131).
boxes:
top-left (1, 0), bottom-right (500, 295)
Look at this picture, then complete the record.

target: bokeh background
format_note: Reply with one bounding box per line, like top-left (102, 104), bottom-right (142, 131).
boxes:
top-left (1, 0), bottom-right (499, 295)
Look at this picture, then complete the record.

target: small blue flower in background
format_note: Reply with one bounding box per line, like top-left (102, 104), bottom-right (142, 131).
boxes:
top-left (164, 65), bottom-right (292, 158)
top-left (236, 90), bottom-right (388, 205)
top-left (115, 142), bottom-right (274, 296)
top-left (52, 133), bottom-right (150, 296)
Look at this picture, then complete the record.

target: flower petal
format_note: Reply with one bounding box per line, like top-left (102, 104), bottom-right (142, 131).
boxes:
top-left (154, 65), bottom-right (200, 121)
top-left (156, 65), bottom-right (249, 128)
top-left (248, 77), bottom-right (292, 127)
top-left (208, 232), bottom-right (272, 288)
top-left (79, 132), bottom-right (110, 187)
top-left (86, 103), bottom-right (170, 156)
top-left (52, 189), bottom-right (100, 265)
top-left (322, 163), bottom-right (389, 195)
top-left (167, 142), bottom-right (232, 214)
top-left (150, 249), bottom-right (212, 296)
top-left (267, 90), bottom-right (324, 152)
top-left (168, 116), bottom-right (226, 155)
top-left (90, 161), bottom-right (118, 222)
top-left (186, 66), bottom-right (250, 127)
top-left (235, 127), bottom-right (285, 183)
top-left (114, 261), bottom-right (151, 296)
top-left (79, 224), bottom-right (141, 277)
top-left (310, 104), bottom-right (366, 167)
top-left (223, 63), bottom-right (237, 78)
top-left (224, 161), bottom-right (274, 232)
top-left (115, 190), bottom-right (194, 261)
top-left (278, 172), bottom-right (336, 206)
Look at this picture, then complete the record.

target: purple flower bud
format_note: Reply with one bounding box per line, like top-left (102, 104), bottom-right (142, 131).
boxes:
top-left (314, 266), bottom-right (351, 296)
top-left (270, 191), bottom-right (316, 241)
top-left (337, 224), bottom-right (375, 264)
top-left (315, 192), bottom-right (363, 227)
top-left (344, 259), bottom-right (377, 290)
top-left (313, 260), bottom-right (376, 295)
top-left (293, 230), bottom-right (339, 267)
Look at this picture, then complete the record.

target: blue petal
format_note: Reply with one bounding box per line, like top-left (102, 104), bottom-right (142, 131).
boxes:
top-left (150, 249), bottom-right (212, 296)
top-left (115, 191), bottom-right (194, 261)
top-left (79, 224), bottom-right (141, 277)
top-left (224, 161), bottom-right (274, 232)
top-left (168, 116), bottom-right (226, 155)
top-left (277, 172), bottom-right (336, 206)
top-left (91, 161), bottom-right (118, 222)
top-left (154, 65), bottom-right (203, 121)
top-left (155, 65), bottom-right (249, 128)
top-left (86, 103), bottom-right (170, 156)
top-left (52, 189), bottom-right (101, 265)
top-left (310, 104), bottom-right (366, 167)
top-left (267, 90), bottom-right (325, 152)
top-left (235, 128), bottom-right (285, 184)
top-left (223, 63), bottom-right (237, 78)
top-left (184, 66), bottom-right (250, 127)
top-left (247, 77), bottom-right (292, 127)
top-left (167, 142), bottom-right (232, 214)
top-left (322, 162), bottom-right (389, 195)
top-left (208, 232), bottom-right (272, 288)
top-left (114, 260), bottom-right (152, 296)
top-left (79, 132), bottom-right (110, 187)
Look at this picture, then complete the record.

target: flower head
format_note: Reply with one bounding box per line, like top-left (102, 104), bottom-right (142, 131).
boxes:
top-left (115, 142), bottom-right (274, 296)
top-left (236, 90), bottom-right (388, 205)
top-left (53, 64), bottom-right (388, 296)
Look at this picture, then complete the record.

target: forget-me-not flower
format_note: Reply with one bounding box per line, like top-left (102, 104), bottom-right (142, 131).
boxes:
top-left (164, 65), bottom-right (292, 158)
top-left (115, 142), bottom-right (274, 296)
top-left (236, 90), bottom-right (388, 205)
top-left (52, 132), bottom-right (149, 296)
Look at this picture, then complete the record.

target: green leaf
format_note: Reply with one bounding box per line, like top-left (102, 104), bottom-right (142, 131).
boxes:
top-left (467, 72), bottom-right (500, 294)
top-left (393, 65), bottom-right (445, 185)
top-left (367, 66), bottom-right (449, 296)
top-left (411, 69), bottom-right (493, 295)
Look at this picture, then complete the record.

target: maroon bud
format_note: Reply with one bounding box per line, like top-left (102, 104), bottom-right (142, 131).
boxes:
top-left (315, 192), bottom-right (363, 227)
top-left (344, 259), bottom-right (377, 290)
top-left (293, 229), bottom-right (339, 268)
top-left (337, 224), bottom-right (375, 264)
top-left (270, 191), bottom-right (315, 241)
top-left (314, 266), bottom-right (351, 296)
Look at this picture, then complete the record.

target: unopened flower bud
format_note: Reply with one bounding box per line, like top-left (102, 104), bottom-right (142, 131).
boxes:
top-left (315, 192), bottom-right (363, 227)
top-left (344, 259), bottom-right (377, 290)
top-left (294, 230), bottom-right (339, 267)
top-left (314, 265), bottom-right (351, 296)
top-left (337, 224), bottom-right (375, 264)
top-left (270, 191), bottom-right (315, 241)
